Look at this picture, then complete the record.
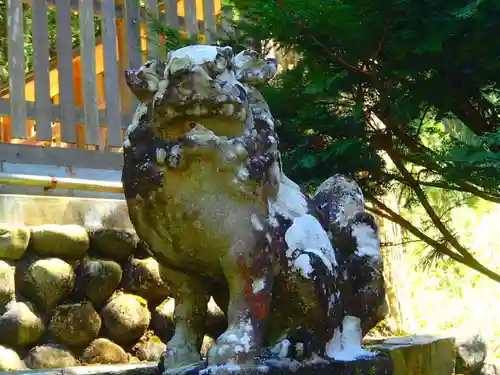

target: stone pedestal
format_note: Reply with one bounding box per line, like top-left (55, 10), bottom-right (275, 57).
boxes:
top-left (366, 335), bottom-right (456, 375)
top-left (6, 336), bottom-right (456, 375)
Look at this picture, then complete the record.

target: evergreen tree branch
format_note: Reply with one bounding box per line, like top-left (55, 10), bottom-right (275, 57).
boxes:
top-left (384, 149), bottom-right (500, 282)
top-left (386, 148), bottom-right (475, 259)
top-left (365, 199), bottom-right (465, 264)
top-left (366, 198), bottom-right (500, 283)
top-left (367, 192), bottom-right (500, 283)
top-left (372, 114), bottom-right (500, 202)
top-left (381, 239), bottom-right (423, 248)
top-left (273, 0), bottom-right (370, 74)
top-left (384, 173), bottom-right (500, 204)
top-left (371, 8), bottom-right (392, 60)
top-left (227, 0), bottom-right (500, 280)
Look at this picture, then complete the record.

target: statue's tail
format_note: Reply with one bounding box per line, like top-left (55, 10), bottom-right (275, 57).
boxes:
top-left (311, 174), bottom-right (381, 264)
top-left (312, 174), bottom-right (386, 334)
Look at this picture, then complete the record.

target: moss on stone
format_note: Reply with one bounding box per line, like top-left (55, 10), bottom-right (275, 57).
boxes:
top-left (0, 300), bottom-right (45, 347)
top-left (79, 257), bottom-right (123, 306)
top-left (367, 336), bottom-right (456, 375)
top-left (0, 345), bottom-right (26, 371)
top-left (81, 338), bottom-right (129, 365)
top-left (49, 302), bottom-right (102, 348)
top-left (132, 331), bottom-right (166, 361)
top-left (0, 260), bottom-right (15, 306)
top-left (88, 228), bottom-right (138, 261)
top-left (122, 257), bottom-right (171, 302)
top-left (100, 292), bottom-right (151, 344)
top-left (24, 344), bottom-right (79, 369)
top-left (30, 225), bottom-right (89, 259)
top-left (0, 225), bottom-right (30, 260)
top-left (20, 258), bottom-right (75, 311)
top-left (151, 298), bottom-right (175, 342)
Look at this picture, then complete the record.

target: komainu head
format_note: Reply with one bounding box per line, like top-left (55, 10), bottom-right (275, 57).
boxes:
top-left (125, 45), bottom-right (278, 140)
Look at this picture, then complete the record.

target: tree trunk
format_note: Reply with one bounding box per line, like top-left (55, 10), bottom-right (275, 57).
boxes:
top-left (375, 193), bottom-right (415, 334)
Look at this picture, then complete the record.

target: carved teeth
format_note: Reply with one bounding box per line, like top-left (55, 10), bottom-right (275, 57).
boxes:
top-left (223, 104), bottom-right (235, 116)
top-left (192, 104), bottom-right (202, 116)
top-left (162, 103), bottom-right (243, 119)
top-left (156, 148), bottom-right (167, 164)
top-left (235, 108), bottom-right (246, 120)
top-left (165, 107), bottom-right (176, 118)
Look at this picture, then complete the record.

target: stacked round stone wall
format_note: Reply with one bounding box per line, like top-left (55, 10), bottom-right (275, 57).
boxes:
top-left (0, 224), bottom-right (224, 371)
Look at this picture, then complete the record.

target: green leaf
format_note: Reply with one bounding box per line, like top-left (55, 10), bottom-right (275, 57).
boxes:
top-left (298, 155), bottom-right (317, 169)
top-left (453, 2), bottom-right (480, 20)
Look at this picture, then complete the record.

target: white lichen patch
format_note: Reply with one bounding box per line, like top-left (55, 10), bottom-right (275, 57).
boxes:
top-left (303, 248), bottom-right (335, 273)
top-left (293, 254), bottom-right (314, 278)
top-left (200, 364), bottom-right (243, 375)
top-left (167, 45), bottom-right (219, 75)
top-left (270, 339), bottom-right (291, 359)
top-left (284, 214), bottom-right (337, 269)
top-left (352, 223), bottom-right (381, 261)
top-left (156, 148), bottom-right (167, 165)
top-left (325, 316), bottom-right (377, 361)
top-left (252, 278), bottom-right (265, 294)
top-left (240, 332), bottom-right (251, 353)
top-left (268, 174), bottom-right (309, 225)
top-left (123, 103), bottom-right (149, 148)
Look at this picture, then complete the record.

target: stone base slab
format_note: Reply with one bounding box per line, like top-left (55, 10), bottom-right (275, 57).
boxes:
top-left (3, 335), bottom-right (456, 375)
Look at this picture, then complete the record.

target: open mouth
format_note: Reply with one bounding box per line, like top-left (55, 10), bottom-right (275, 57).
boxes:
top-left (152, 85), bottom-right (249, 139)
top-left (153, 79), bottom-right (249, 121)
top-left (155, 101), bottom-right (247, 123)
top-left (153, 101), bottom-right (249, 140)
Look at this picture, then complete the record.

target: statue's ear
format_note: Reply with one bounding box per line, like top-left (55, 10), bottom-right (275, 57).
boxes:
top-left (233, 49), bottom-right (278, 85)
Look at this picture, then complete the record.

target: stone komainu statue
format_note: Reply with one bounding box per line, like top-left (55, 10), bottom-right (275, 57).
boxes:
top-left (122, 45), bottom-right (386, 372)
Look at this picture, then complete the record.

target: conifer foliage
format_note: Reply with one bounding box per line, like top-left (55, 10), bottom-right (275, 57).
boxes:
top-left (149, 1), bottom-right (500, 280)
top-left (223, 0), bottom-right (500, 281)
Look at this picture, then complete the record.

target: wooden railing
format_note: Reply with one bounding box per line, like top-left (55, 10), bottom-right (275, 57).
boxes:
top-left (0, 0), bottom-right (224, 170)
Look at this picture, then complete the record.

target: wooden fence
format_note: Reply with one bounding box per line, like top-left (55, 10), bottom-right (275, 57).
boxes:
top-left (0, 0), bottom-right (225, 171)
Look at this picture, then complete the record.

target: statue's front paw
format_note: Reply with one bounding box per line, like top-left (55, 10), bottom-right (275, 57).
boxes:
top-left (325, 316), bottom-right (377, 362)
top-left (159, 347), bottom-right (204, 375)
top-left (206, 329), bottom-right (258, 366)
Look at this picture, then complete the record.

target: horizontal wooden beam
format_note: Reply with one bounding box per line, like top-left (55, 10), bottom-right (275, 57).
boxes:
top-left (0, 171), bottom-right (123, 194)
top-left (0, 98), bottom-right (131, 129)
top-left (0, 143), bottom-right (123, 170)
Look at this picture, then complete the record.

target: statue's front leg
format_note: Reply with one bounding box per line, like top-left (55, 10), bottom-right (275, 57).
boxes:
top-left (207, 237), bottom-right (274, 366)
top-left (326, 213), bottom-right (386, 361)
top-left (159, 268), bottom-right (209, 373)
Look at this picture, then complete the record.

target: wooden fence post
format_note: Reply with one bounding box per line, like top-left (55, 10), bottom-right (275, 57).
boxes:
top-left (102, 0), bottom-right (123, 148)
top-left (56, 0), bottom-right (77, 144)
top-left (7, 0), bottom-right (28, 139)
top-left (32, 0), bottom-right (52, 142)
top-left (79, 0), bottom-right (100, 146)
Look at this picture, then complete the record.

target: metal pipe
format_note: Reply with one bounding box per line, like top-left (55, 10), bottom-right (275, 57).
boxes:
top-left (0, 172), bottom-right (124, 194)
